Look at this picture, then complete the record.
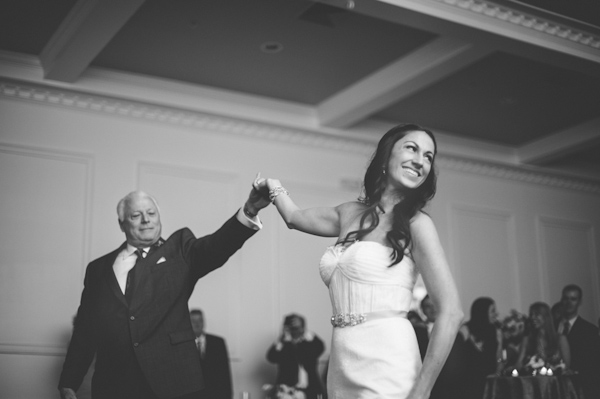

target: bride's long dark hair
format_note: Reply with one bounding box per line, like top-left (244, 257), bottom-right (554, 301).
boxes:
top-left (339, 124), bottom-right (437, 265)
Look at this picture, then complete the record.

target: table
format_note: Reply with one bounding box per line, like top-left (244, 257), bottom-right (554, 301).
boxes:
top-left (483, 374), bottom-right (584, 399)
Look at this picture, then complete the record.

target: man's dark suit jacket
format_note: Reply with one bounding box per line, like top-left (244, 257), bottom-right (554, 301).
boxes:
top-left (266, 335), bottom-right (325, 399)
top-left (59, 214), bottom-right (256, 399)
top-left (198, 333), bottom-right (233, 399)
top-left (566, 316), bottom-right (600, 399)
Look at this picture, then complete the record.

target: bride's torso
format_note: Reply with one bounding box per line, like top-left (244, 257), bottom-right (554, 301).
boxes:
top-left (319, 240), bottom-right (418, 315)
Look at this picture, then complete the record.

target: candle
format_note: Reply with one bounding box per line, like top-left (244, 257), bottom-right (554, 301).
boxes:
top-left (511, 369), bottom-right (519, 377)
top-left (540, 367), bottom-right (547, 375)
top-left (547, 368), bottom-right (554, 376)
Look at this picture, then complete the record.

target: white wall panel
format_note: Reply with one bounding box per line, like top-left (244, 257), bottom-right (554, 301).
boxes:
top-left (0, 144), bottom-right (91, 352)
top-left (0, 143), bottom-right (92, 398)
top-left (538, 216), bottom-right (599, 320)
top-left (450, 204), bottom-right (519, 315)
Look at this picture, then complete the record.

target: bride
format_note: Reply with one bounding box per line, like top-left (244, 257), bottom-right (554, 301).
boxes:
top-left (255, 124), bottom-right (463, 398)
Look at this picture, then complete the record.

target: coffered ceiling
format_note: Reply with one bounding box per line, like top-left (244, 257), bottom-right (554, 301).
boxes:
top-left (1, 0), bottom-right (599, 179)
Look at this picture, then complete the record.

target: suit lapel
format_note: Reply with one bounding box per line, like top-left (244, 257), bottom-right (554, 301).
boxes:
top-left (104, 242), bottom-right (129, 307)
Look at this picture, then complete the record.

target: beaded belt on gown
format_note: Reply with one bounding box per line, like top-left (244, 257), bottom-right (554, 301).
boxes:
top-left (330, 310), bottom-right (407, 328)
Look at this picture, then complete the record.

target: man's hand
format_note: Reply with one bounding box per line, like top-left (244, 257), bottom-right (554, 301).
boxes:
top-left (59, 387), bottom-right (77, 399)
top-left (245, 173), bottom-right (271, 216)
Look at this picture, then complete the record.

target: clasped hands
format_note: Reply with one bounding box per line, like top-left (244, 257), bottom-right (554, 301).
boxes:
top-left (245, 173), bottom-right (281, 215)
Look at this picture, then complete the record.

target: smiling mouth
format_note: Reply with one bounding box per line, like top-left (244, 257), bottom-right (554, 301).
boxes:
top-left (403, 167), bottom-right (421, 177)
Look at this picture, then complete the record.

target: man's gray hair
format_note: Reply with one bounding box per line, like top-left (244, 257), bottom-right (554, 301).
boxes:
top-left (117, 191), bottom-right (160, 222)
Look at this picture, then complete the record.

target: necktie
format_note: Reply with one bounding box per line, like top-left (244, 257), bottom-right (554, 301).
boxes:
top-left (196, 336), bottom-right (205, 359)
top-left (562, 320), bottom-right (570, 336)
top-left (125, 249), bottom-right (145, 303)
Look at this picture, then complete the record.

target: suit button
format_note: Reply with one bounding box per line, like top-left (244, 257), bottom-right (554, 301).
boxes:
top-left (130, 316), bottom-right (135, 321)
top-left (133, 342), bottom-right (139, 347)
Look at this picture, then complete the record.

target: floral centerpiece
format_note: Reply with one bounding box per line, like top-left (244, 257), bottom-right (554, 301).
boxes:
top-left (523, 354), bottom-right (567, 376)
top-left (262, 384), bottom-right (306, 399)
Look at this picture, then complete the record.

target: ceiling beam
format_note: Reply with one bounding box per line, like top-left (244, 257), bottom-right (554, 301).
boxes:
top-left (324, 0), bottom-right (600, 63)
top-left (317, 36), bottom-right (490, 128)
top-left (517, 117), bottom-right (600, 164)
top-left (39, 0), bottom-right (146, 83)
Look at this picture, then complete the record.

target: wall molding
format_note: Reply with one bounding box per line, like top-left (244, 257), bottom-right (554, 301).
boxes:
top-left (0, 79), bottom-right (374, 157)
top-left (432, 0), bottom-right (600, 49)
top-left (2, 79), bottom-right (600, 195)
top-left (0, 143), bottom-right (94, 357)
top-left (438, 156), bottom-right (600, 194)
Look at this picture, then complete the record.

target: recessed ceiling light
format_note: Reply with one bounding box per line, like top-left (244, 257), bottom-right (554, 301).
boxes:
top-left (260, 41), bottom-right (283, 54)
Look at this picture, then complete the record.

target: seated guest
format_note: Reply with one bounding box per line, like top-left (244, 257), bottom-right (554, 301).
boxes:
top-left (515, 302), bottom-right (570, 372)
top-left (460, 297), bottom-right (504, 399)
top-left (500, 310), bottom-right (527, 370)
top-left (266, 314), bottom-right (325, 399)
top-left (419, 295), bottom-right (468, 399)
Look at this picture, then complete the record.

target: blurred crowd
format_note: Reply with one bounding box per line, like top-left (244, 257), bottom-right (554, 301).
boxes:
top-left (409, 284), bottom-right (600, 399)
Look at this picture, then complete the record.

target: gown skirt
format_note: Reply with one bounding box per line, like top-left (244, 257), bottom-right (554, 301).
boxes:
top-left (327, 316), bottom-right (421, 399)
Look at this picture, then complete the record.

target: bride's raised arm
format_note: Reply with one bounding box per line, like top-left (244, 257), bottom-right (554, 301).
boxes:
top-left (257, 177), bottom-right (342, 238)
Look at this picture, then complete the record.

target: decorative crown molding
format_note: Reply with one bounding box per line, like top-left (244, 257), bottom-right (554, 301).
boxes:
top-left (438, 156), bottom-right (600, 194)
top-left (2, 79), bottom-right (600, 194)
top-left (435, 0), bottom-right (600, 49)
top-left (0, 80), bottom-right (374, 156)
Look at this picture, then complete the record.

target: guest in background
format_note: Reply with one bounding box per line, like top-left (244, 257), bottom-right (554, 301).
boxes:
top-left (190, 309), bottom-right (233, 399)
top-left (500, 309), bottom-right (527, 370)
top-left (560, 284), bottom-right (600, 399)
top-left (515, 302), bottom-right (570, 372)
top-left (460, 297), bottom-right (503, 399)
top-left (266, 314), bottom-right (325, 399)
top-left (418, 295), bottom-right (468, 399)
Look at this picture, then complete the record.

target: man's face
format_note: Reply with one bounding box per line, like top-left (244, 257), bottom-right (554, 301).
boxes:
top-left (190, 313), bottom-right (204, 336)
top-left (285, 317), bottom-right (305, 340)
top-left (120, 194), bottom-right (161, 247)
top-left (561, 289), bottom-right (581, 317)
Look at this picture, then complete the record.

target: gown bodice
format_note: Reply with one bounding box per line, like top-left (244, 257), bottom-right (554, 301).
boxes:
top-left (319, 241), bottom-right (418, 316)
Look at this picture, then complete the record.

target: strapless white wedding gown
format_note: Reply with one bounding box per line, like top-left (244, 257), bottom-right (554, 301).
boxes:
top-left (320, 241), bottom-right (421, 398)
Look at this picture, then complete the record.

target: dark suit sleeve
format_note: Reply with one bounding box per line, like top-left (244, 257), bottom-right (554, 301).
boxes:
top-left (182, 214), bottom-right (257, 282)
top-left (58, 264), bottom-right (99, 391)
top-left (302, 335), bottom-right (325, 361)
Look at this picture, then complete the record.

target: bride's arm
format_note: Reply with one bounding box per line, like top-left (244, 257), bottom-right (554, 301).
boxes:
top-left (261, 178), bottom-right (343, 237)
top-left (408, 212), bottom-right (463, 399)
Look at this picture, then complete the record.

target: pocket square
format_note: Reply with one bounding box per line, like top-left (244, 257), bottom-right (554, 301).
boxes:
top-left (157, 257), bottom-right (166, 264)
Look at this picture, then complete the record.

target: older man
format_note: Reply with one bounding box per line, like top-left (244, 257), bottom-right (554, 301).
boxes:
top-left (58, 186), bottom-right (269, 399)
